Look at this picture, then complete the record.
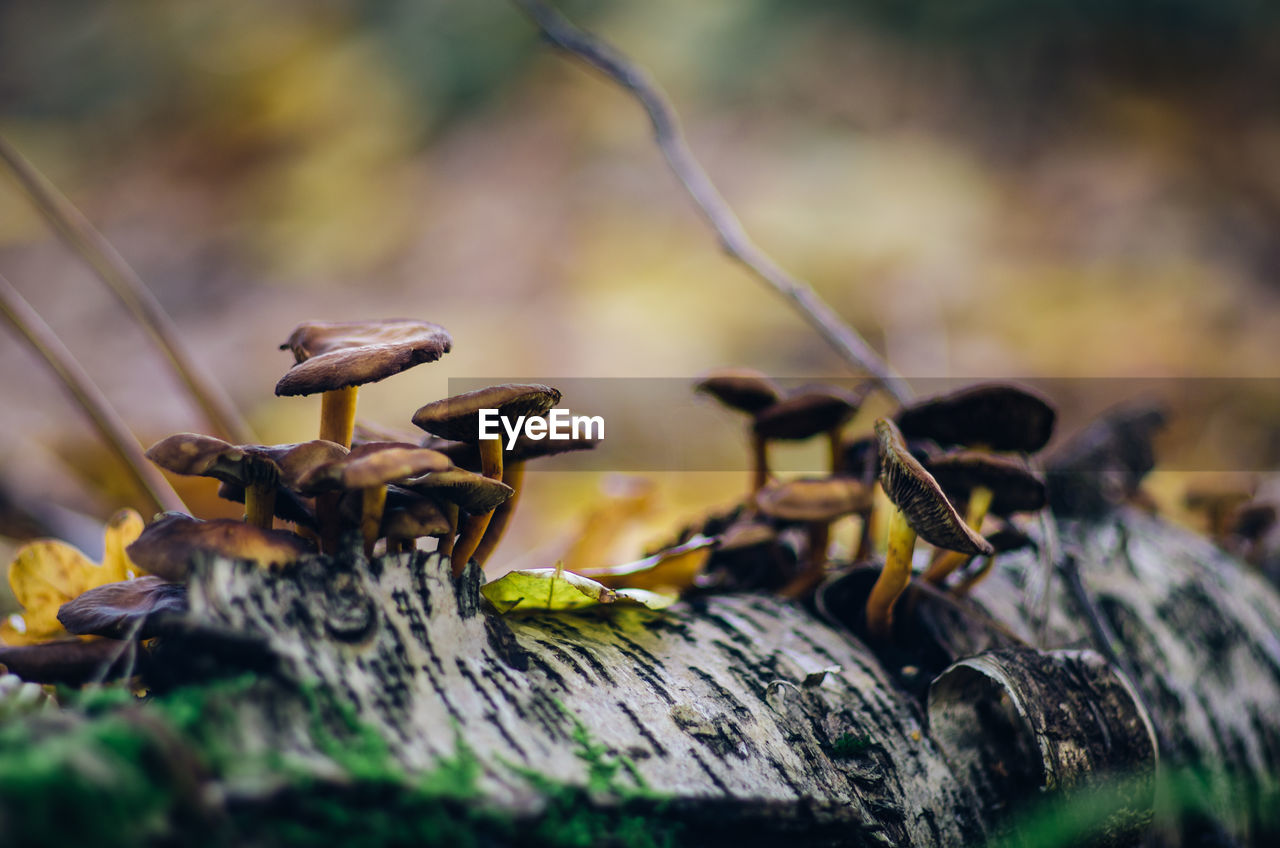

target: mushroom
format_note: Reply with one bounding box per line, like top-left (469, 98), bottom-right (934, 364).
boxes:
top-left (296, 442), bottom-right (451, 556)
top-left (754, 384), bottom-right (871, 479)
top-left (895, 382), bottom-right (1056, 453)
top-left (145, 433), bottom-right (284, 529)
top-left (379, 488), bottom-right (453, 554)
top-left (694, 368), bottom-right (781, 493)
top-left (920, 451), bottom-right (1046, 585)
top-left (755, 476), bottom-right (873, 598)
top-left (125, 513), bottom-right (314, 582)
top-left (1185, 486), bottom-right (1253, 543)
top-left (840, 432), bottom-right (940, 561)
top-left (57, 576), bottom-right (186, 640)
top-left (411, 384), bottom-right (560, 573)
top-left (865, 418), bottom-right (993, 641)
top-left (1044, 401), bottom-right (1167, 518)
top-left (275, 319), bottom-right (452, 450)
top-left (401, 469), bottom-right (514, 560)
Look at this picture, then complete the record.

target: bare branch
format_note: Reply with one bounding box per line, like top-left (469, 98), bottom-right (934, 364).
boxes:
top-left (511, 0), bottom-right (913, 403)
top-left (0, 135), bottom-right (256, 444)
top-left (0, 272), bottom-right (187, 516)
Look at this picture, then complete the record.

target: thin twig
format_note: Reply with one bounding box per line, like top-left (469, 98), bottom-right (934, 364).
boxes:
top-left (511, 0), bottom-right (913, 404)
top-left (0, 272), bottom-right (187, 516)
top-left (0, 135), bottom-right (256, 444)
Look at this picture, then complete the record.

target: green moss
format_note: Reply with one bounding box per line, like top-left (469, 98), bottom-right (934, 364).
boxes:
top-left (830, 732), bottom-right (872, 758)
top-left (1, 678), bottom-right (682, 848)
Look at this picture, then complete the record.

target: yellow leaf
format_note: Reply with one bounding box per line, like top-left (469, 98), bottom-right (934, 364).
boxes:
top-left (1, 509), bottom-right (148, 646)
top-left (481, 564), bottom-right (615, 615)
top-left (481, 562), bottom-right (677, 616)
top-left (7, 540), bottom-right (95, 640)
top-left (100, 509), bottom-right (145, 583)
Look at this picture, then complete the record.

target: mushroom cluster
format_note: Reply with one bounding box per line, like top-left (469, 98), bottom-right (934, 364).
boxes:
top-left (688, 375), bottom-right (1056, 642)
top-left (136, 318), bottom-right (596, 579)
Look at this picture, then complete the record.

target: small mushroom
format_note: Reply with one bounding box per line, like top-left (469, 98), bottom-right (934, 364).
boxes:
top-left (125, 513), bottom-right (314, 581)
top-left (275, 319), bottom-right (452, 449)
top-left (754, 384), bottom-right (871, 478)
top-left (755, 476), bottom-right (873, 598)
top-left (57, 576), bottom-right (186, 640)
top-left (1185, 485), bottom-right (1253, 543)
top-left (1044, 402), bottom-right (1167, 518)
top-left (695, 368), bottom-right (782, 493)
top-left (145, 434), bottom-right (283, 529)
top-left (402, 469), bottom-right (514, 559)
top-left (373, 486), bottom-right (452, 554)
top-left (920, 451), bottom-right (1046, 585)
top-left (296, 442), bottom-right (451, 556)
top-left (840, 433), bottom-right (939, 561)
top-left (411, 384), bottom-right (560, 573)
top-left (895, 383), bottom-right (1056, 453)
top-left (865, 419), bottom-right (993, 641)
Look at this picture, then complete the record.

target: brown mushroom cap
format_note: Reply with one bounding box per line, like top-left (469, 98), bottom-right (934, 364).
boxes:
top-left (924, 450), bottom-right (1047, 516)
top-left (275, 319), bottom-right (452, 397)
top-left (259, 440), bottom-right (351, 489)
top-left (146, 433), bottom-right (278, 488)
top-left (437, 431), bottom-right (601, 470)
top-left (296, 442), bottom-right (451, 493)
top-left (1044, 401), bottom-right (1167, 517)
top-left (126, 513), bottom-right (314, 581)
top-left (402, 469), bottom-right (514, 514)
top-left (379, 488), bottom-right (452, 539)
top-left (57, 576), bottom-right (186, 640)
top-left (754, 477), bottom-right (874, 522)
top-left (694, 368), bottom-right (781, 414)
top-left (876, 418), bottom-right (994, 556)
top-left (411, 384), bottom-right (561, 443)
top-left (842, 433), bottom-right (940, 484)
top-left (895, 383), bottom-right (1056, 453)
top-left (753, 385), bottom-right (869, 441)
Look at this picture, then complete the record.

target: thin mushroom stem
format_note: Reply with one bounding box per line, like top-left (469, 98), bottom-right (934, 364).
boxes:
top-left (0, 273), bottom-right (186, 515)
top-left (923, 485), bottom-right (994, 585)
top-left (438, 502), bottom-right (459, 557)
top-left (450, 440), bottom-right (505, 576)
top-left (827, 429), bottom-right (843, 475)
top-left (778, 520), bottom-right (831, 599)
top-left (243, 481), bottom-right (277, 530)
top-left (855, 508), bottom-right (874, 561)
top-left (473, 460), bottom-right (525, 567)
top-left (319, 387), bottom-right (359, 448)
top-left (952, 556), bottom-right (994, 597)
top-left (359, 485), bottom-right (388, 557)
top-left (865, 506), bottom-right (916, 641)
top-left (509, 0), bottom-right (912, 404)
top-left (751, 432), bottom-right (769, 493)
top-left (0, 135), bottom-right (254, 444)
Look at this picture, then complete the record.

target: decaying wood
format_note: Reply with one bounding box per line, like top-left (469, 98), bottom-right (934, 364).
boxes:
top-left (5, 507), bottom-right (1279, 846)
top-left (138, 506), bottom-right (1279, 846)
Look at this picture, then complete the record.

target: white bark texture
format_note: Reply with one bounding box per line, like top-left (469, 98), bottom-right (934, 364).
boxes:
top-left (168, 507), bottom-right (1280, 846)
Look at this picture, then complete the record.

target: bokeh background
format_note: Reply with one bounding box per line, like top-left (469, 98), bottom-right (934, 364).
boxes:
top-left (2, 0), bottom-right (1279, 575)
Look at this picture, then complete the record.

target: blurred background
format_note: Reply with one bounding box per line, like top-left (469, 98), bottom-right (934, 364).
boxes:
top-left (1, 0), bottom-right (1279, 576)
